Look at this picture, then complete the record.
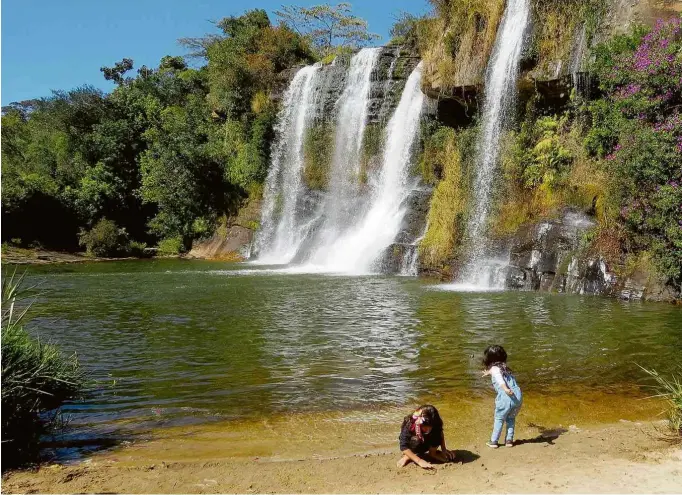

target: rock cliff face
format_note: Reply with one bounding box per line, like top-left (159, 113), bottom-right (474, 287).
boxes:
top-left (188, 198), bottom-right (261, 261)
top-left (503, 210), bottom-right (680, 302)
top-left (425, 0), bottom-right (682, 124)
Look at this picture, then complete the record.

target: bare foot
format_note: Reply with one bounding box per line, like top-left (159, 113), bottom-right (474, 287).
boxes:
top-left (397, 455), bottom-right (411, 468)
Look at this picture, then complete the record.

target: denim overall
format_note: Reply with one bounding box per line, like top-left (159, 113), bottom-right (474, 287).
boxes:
top-left (491, 370), bottom-right (522, 443)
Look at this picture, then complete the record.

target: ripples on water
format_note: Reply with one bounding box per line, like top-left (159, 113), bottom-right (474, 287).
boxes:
top-left (23, 260), bottom-right (682, 438)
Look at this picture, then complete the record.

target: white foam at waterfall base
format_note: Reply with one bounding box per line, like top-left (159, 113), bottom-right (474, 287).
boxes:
top-left (300, 62), bottom-right (425, 275)
top-left (446, 0), bottom-right (530, 292)
top-left (302, 47), bottom-right (381, 259)
top-left (255, 64), bottom-right (321, 264)
top-left (435, 258), bottom-right (509, 292)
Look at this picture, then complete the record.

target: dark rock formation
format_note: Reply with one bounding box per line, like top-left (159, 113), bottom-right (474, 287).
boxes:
top-left (504, 209), bottom-right (680, 302)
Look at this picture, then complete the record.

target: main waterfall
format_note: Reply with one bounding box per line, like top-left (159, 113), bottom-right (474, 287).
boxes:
top-left (302, 47), bottom-right (381, 263)
top-left (254, 48), bottom-right (426, 274)
top-left (306, 62), bottom-right (425, 273)
top-left (457, 0), bottom-right (531, 289)
top-left (255, 65), bottom-right (321, 263)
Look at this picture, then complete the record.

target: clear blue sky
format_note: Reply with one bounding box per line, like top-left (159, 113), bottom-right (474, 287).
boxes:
top-left (1, 0), bottom-right (429, 106)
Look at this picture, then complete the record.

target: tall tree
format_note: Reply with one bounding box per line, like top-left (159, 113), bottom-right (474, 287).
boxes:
top-left (275, 3), bottom-right (380, 57)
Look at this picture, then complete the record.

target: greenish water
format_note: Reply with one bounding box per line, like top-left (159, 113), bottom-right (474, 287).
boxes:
top-left (21, 260), bottom-right (682, 452)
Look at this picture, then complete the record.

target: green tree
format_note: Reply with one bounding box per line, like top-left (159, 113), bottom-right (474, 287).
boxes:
top-left (100, 58), bottom-right (134, 85)
top-left (276, 3), bottom-right (380, 57)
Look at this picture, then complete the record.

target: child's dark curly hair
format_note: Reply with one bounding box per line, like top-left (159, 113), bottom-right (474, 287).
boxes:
top-left (482, 345), bottom-right (509, 370)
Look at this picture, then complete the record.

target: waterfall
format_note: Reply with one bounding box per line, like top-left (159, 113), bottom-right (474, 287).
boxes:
top-left (305, 62), bottom-right (425, 273)
top-left (306, 48), bottom-right (381, 255)
top-left (255, 65), bottom-right (320, 264)
top-left (459, 0), bottom-right (530, 288)
top-left (255, 48), bottom-right (425, 274)
top-left (570, 24), bottom-right (591, 100)
top-left (400, 221), bottom-right (428, 276)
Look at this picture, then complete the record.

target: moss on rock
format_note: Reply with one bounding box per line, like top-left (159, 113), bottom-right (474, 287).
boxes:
top-left (303, 123), bottom-right (334, 190)
top-left (418, 127), bottom-right (473, 273)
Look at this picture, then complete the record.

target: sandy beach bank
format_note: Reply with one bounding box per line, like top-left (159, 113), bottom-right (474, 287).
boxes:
top-left (3, 421), bottom-right (680, 493)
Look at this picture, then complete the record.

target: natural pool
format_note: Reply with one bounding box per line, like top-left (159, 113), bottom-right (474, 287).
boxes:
top-left (21, 259), bottom-right (682, 461)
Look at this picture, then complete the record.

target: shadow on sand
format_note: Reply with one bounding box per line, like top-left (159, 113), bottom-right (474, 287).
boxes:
top-left (514, 424), bottom-right (569, 446)
top-left (451, 449), bottom-right (480, 464)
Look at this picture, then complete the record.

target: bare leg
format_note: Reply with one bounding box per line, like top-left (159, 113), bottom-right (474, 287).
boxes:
top-left (397, 454), bottom-right (412, 468)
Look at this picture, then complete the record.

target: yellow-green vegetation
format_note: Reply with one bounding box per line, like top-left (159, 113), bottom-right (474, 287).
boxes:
top-left (303, 124), bottom-right (335, 190)
top-left (419, 127), bottom-right (473, 272)
top-left (359, 123), bottom-right (385, 185)
top-left (421, 0), bottom-right (504, 91)
top-left (157, 236), bottom-right (185, 256)
top-left (491, 111), bottom-right (610, 238)
top-left (640, 366), bottom-right (682, 440)
top-left (529, 0), bottom-right (604, 76)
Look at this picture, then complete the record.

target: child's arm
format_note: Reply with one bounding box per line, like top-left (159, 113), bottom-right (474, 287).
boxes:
top-left (490, 367), bottom-right (516, 397)
top-left (398, 421), bottom-right (433, 469)
top-left (402, 448), bottom-right (434, 469)
top-left (439, 433), bottom-right (456, 461)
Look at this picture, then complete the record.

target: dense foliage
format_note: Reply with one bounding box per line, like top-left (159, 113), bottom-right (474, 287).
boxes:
top-left (586, 18), bottom-right (682, 288)
top-left (416, 12), bottom-right (681, 290)
top-left (489, 18), bottom-right (682, 288)
top-left (1, 9), bottom-right (316, 254)
top-left (1, 270), bottom-right (84, 468)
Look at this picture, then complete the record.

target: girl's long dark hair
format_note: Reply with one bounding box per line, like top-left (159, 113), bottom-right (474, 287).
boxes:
top-left (483, 345), bottom-right (512, 375)
top-left (401, 404), bottom-right (444, 439)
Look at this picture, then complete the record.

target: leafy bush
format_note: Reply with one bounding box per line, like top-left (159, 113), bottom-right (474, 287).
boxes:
top-left (128, 241), bottom-right (149, 257)
top-left (586, 18), bottom-right (682, 288)
top-left (1, 269), bottom-right (84, 468)
top-left (78, 218), bottom-right (129, 257)
top-left (157, 236), bottom-right (185, 256)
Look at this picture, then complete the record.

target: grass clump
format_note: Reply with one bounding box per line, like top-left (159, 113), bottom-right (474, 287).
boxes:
top-left (640, 366), bottom-right (682, 440)
top-left (303, 124), bottom-right (334, 190)
top-left (2, 269), bottom-right (84, 469)
top-left (419, 126), bottom-right (473, 273)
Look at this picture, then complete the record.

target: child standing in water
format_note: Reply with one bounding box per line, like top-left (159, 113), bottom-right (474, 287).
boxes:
top-left (482, 345), bottom-right (522, 448)
top-left (397, 404), bottom-right (456, 469)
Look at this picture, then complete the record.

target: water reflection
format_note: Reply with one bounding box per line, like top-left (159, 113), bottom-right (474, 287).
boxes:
top-left (260, 276), bottom-right (421, 410)
top-left (20, 260), bottom-right (682, 437)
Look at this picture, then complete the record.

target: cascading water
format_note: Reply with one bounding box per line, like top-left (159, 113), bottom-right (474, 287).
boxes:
top-left (400, 221), bottom-right (428, 277)
top-left (255, 65), bottom-right (320, 264)
top-left (457, 0), bottom-right (531, 289)
top-left (305, 62), bottom-right (425, 273)
top-left (305, 47), bottom-right (381, 255)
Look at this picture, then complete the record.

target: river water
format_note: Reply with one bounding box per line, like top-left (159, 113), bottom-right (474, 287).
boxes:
top-left (22, 260), bottom-right (682, 461)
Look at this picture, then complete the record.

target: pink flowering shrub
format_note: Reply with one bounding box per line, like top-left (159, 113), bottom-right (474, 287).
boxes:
top-left (585, 18), bottom-right (682, 287)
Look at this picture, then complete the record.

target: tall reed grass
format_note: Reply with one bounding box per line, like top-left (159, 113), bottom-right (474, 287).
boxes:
top-left (640, 365), bottom-right (682, 441)
top-left (1, 268), bottom-right (84, 469)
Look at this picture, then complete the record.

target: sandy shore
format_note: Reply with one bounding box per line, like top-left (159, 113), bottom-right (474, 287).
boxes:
top-left (3, 421), bottom-right (680, 493)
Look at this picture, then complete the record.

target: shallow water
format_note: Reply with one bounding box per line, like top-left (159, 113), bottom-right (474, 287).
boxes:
top-left (20, 260), bottom-right (682, 459)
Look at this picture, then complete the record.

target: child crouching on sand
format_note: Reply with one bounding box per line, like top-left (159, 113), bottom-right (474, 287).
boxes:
top-left (397, 404), bottom-right (456, 469)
